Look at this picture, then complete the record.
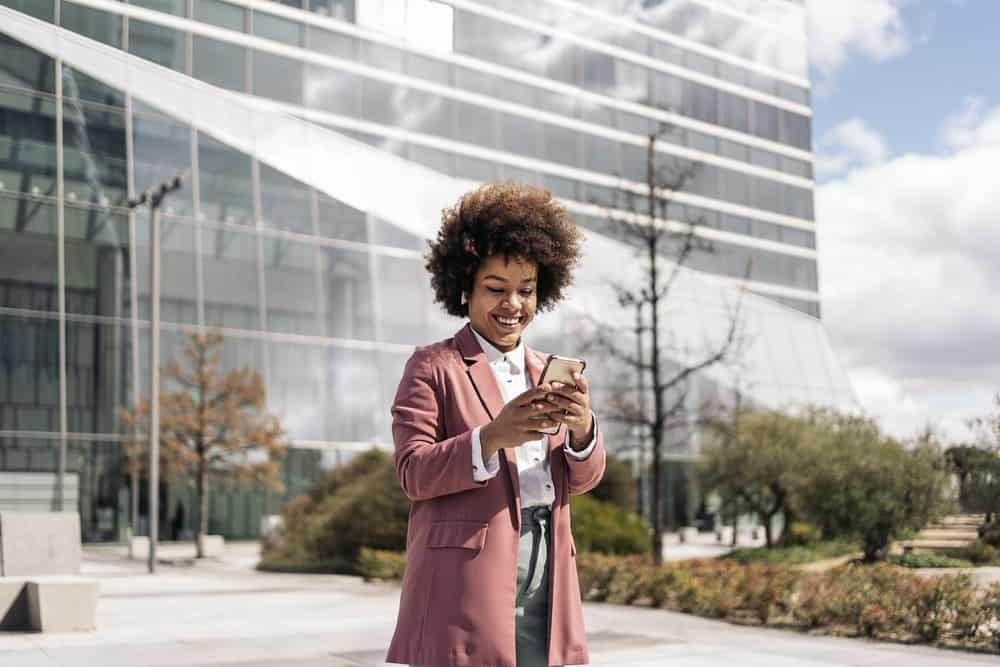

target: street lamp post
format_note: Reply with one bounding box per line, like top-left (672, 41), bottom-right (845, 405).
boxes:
top-left (127, 173), bottom-right (183, 575)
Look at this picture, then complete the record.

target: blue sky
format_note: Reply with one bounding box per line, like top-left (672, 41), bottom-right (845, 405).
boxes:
top-left (807, 0), bottom-right (1000, 441)
top-left (813, 0), bottom-right (1000, 162)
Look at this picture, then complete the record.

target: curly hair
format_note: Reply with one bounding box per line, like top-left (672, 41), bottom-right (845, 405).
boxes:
top-left (426, 182), bottom-right (584, 318)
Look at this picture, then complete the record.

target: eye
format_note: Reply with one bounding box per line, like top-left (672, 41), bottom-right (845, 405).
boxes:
top-left (520, 289), bottom-right (534, 297)
top-left (487, 287), bottom-right (504, 294)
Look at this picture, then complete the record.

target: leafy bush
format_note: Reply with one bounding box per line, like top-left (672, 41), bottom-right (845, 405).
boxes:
top-left (724, 539), bottom-right (857, 565)
top-left (781, 522), bottom-right (822, 547)
top-left (888, 552), bottom-right (974, 569)
top-left (981, 521), bottom-right (1000, 549)
top-left (569, 494), bottom-right (651, 555)
top-left (588, 454), bottom-right (636, 513)
top-left (260, 448), bottom-right (410, 573)
top-left (357, 548), bottom-right (407, 581)
top-left (953, 540), bottom-right (999, 565)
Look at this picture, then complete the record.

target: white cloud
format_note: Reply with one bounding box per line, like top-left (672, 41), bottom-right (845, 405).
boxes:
top-left (940, 96), bottom-right (1000, 150)
top-left (817, 102), bottom-right (1000, 441)
top-left (806, 0), bottom-right (911, 81)
top-left (816, 118), bottom-right (890, 178)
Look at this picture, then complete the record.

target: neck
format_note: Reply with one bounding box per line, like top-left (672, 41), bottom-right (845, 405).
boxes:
top-left (469, 322), bottom-right (518, 353)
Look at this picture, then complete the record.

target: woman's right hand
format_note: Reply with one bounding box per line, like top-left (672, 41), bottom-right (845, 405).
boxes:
top-left (479, 384), bottom-right (556, 460)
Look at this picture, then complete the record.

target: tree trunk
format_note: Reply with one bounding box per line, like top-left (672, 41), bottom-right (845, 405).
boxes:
top-left (652, 424), bottom-right (663, 565)
top-left (763, 513), bottom-right (773, 548)
top-left (196, 464), bottom-right (208, 558)
top-left (130, 464), bottom-right (139, 537)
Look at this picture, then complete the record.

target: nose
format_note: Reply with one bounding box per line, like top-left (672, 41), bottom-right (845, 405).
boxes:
top-left (503, 292), bottom-right (522, 310)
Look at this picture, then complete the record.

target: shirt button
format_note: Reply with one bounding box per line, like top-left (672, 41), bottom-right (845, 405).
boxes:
top-left (545, 483), bottom-right (552, 489)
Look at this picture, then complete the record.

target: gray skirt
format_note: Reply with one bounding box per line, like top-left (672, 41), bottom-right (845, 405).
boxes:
top-left (411, 505), bottom-right (554, 667)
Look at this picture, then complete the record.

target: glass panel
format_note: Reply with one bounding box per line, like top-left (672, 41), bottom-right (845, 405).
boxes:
top-left (134, 212), bottom-right (198, 325)
top-left (266, 342), bottom-right (324, 441)
top-left (128, 20), bottom-right (186, 72)
top-left (375, 255), bottom-right (434, 345)
top-left (60, 5), bottom-right (122, 48)
top-left (198, 133), bottom-right (253, 225)
top-left (61, 65), bottom-right (124, 109)
top-left (316, 192), bottom-right (366, 242)
top-left (0, 313), bottom-right (60, 432)
top-left (0, 34), bottom-right (56, 93)
top-left (131, 105), bottom-right (193, 218)
top-left (752, 101), bottom-right (779, 142)
top-left (65, 320), bottom-right (129, 434)
top-left (253, 11), bottom-right (302, 45)
top-left (193, 37), bottom-right (246, 92)
top-left (0, 0), bottom-right (54, 22)
top-left (0, 86), bottom-right (58, 313)
top-left (304, 65), bottom-right (361, 116)
top-left (194, 0), bottom-right (244, 30)
top-left (499, 112), bottom-right (539, 158)
top-left (318, 245), bottom-right (373, 340)
top-left (202, 223), bottom-right (261, 330)
top-left (453, 101), bottom-right (496, 148)
top-left (129, 0), bottom-right (185, 14)
top-left (258, 163), bottom-right (311, 234)
top-left (324, 346), bottom-right (380, 441)
top-left (262, 236), bottom-right (319, 335)
top-left (542, 123), bottom-right (578, 167)
top-left (64, 210), bottom-right (129, 318)
top-left (252, 51), bottom-right (303, 105)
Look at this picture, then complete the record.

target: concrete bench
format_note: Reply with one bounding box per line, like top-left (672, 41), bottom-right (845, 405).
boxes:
top-left (0, 576), bottom-right (98, 632)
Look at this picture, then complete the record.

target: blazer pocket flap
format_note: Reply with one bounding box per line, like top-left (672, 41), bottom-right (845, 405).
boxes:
top-left (428, 521), bottom-right (488, 551)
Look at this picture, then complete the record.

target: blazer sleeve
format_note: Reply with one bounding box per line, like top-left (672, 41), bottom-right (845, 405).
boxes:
top-left (391, 349), bottom-right (486, 502)
top-left (565, 427), bottom-right (606, 496)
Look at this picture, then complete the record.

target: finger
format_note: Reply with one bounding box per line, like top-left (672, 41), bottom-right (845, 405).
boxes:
top-left (546, 388), bottom-right (586, 407)
top-left (514, 384), bottom-right (553, 406)
top-left (572, 371), bottom-right (589, 394)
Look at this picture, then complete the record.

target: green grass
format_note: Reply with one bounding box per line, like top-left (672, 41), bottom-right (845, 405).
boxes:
top-left (722, 539), bottom-right (859, 565)
top-left (887, 552), bottom-right (974, 569)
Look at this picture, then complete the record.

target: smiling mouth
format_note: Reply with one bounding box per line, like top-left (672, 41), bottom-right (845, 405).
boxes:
top-left (492, 314), bottom-right (523, 329)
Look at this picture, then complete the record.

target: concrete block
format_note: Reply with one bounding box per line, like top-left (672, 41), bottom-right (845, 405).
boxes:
top-left (0, 577), bottom-right (30, 630)
top-left (678, 527), bottom-right (698, 544)
top-left (129, 536), bottom-right (149, 560)
top-left (197, 534), bottom-right (225, 558)
top-left (0, 512), bottom-right (81, 576)
top-left (26, 576), bottom-right (98, 632)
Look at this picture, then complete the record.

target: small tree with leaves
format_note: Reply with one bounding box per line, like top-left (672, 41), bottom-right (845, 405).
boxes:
top-left (119, 331), bottom-right (289, 557)
top-left (586, 125), bottom-right (747, 564)
top-left (701, 409), bottom-right (806, 548)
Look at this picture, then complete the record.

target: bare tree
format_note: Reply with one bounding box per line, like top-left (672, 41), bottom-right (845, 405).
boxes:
top-left (586, 125), bottom-right (748, 565)
top-left (119, 331), bottom-right (289, 557)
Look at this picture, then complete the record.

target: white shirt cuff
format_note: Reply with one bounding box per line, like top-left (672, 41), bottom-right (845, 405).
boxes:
top-left (471, 426), bottom-right (501, 482)
top-left (564, 412), bottom-right (599, 460)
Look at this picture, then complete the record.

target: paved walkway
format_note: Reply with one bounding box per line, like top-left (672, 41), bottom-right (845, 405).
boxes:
top-left (0, 543), bottom-right (995, 667)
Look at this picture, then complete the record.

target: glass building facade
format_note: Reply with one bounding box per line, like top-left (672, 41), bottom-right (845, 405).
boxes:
top-left (0, 0), bottom-right (850, 539)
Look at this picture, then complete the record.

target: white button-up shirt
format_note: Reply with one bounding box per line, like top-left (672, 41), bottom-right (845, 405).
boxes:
top-left (469, 327), bottom-right (598, 508)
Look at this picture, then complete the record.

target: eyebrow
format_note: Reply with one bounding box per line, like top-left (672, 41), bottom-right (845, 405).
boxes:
top-left (482, 275), bottom-right (537, 283)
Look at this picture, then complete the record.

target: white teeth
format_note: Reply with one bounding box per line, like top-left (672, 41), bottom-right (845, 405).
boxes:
top-left (496, 316), bottom-right (521, 326)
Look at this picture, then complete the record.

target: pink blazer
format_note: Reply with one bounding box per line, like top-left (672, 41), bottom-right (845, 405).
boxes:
top-left (385, 323), bottom-right (606, 667)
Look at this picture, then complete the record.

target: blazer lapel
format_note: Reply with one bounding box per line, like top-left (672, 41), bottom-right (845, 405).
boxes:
top-left (456, 323), bottom-right (521, 527)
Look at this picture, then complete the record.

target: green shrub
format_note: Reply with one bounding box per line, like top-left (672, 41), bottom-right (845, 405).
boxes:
top-left (781, 522), bottom-right (822, 547)
top-left (981, 522), bottom-right (1000, 549)
top-left (888, 552), bottom-right (973, 569)
top-left (955, 540), bottom-right (999, 565)
top-left (724, 539), bottom-right (857, 565)
top-left (569, 494), bottom-right (651, 555)
top-left (356, 548), bottom-right (407, 581)
top-left (260, 448), bottom-right (410, 574)
top-left (588, 454), bottom-right (637, 513)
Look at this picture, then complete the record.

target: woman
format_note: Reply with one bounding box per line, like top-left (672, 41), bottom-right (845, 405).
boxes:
top-left (385, 182), bottom-right (606, 667)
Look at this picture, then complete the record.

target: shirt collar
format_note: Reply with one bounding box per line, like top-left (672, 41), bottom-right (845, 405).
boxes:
top-left (469, 324), bottom-right (526, 374)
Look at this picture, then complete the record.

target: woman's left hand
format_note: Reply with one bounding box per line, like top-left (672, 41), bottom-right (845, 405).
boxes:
top-left (543, 371), bottom-right (594, 446)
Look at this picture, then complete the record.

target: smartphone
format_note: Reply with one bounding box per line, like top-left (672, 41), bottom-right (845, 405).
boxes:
top-left (535, 355), bottom-right (586, 435)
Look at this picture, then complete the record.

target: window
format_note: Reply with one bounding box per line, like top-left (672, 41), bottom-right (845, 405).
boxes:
top-left (356, 0), bottom-right (453, 52)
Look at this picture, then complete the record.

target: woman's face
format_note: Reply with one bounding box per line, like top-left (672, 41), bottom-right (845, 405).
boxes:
top-left (466, 254), bottom-right (538, 352)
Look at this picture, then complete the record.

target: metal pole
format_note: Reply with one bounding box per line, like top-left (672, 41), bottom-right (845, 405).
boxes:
top-left (148, 201), bottom-right (161, 574)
